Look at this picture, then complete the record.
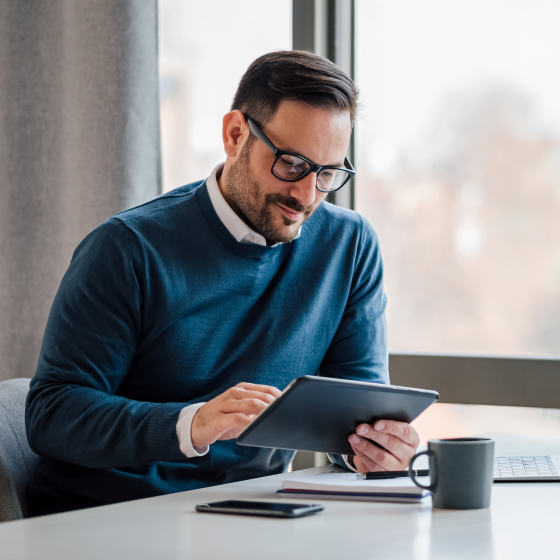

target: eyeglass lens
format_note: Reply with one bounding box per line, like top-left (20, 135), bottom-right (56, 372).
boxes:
top-left (273, 154), bottom-right (350, 192)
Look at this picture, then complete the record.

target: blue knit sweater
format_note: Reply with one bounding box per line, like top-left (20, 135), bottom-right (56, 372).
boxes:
top-left (25, 180), bottom-right (388, 515)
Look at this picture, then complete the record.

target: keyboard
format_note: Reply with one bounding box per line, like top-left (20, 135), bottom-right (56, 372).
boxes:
top-left (493, 455), bottom-right (560, 481)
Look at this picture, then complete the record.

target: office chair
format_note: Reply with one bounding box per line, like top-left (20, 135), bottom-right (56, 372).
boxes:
top-left (0, 378), bottom-right (38, 522)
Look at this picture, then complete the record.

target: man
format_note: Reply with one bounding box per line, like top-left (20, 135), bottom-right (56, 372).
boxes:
top-left (26, 50), bottom-right (420, 516)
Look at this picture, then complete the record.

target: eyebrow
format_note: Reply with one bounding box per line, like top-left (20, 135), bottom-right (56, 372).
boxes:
top-left (277, 146), bottom-right (346, 168)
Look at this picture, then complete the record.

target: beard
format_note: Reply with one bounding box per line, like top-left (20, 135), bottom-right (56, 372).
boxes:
top-left (225, 140), bottom-right (320, 245)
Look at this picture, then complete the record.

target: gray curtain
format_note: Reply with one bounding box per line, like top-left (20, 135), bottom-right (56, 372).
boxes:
top-left (0, 1), bottom-right (161, 381)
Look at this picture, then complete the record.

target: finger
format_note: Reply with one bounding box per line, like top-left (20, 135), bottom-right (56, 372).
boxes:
top-left (228, 388), bottom-right (277, 404)
top-left (352, 447), bottom-right (388, 473)
top-left (231, 386), bottom-right (280, 401)
top-left (349, 434), bottom-right (404, 471)
top-left (222, 398), bottom-right (270, 416)
top-left (372, 420), bottom-right (420, 448)
top-left (235, 383), bottom-right (282, 398)
top-left (355, 424), bottom-right (416, 463)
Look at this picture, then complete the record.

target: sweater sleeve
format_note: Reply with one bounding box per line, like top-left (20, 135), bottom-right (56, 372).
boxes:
top-left (320, 215), bottom-right (389, 385)
top-left (25, 219), bottom-right (187, 469)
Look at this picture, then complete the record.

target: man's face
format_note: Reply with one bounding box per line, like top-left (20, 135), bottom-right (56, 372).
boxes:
top-left (222, 100), bottom-right (352, 245)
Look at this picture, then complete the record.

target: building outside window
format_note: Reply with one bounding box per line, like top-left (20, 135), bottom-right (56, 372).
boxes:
top-left (355, 0), bottom-right (560, 357)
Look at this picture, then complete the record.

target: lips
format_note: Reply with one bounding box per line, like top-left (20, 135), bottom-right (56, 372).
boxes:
top-left (275, 202), bottom-right (302, 222)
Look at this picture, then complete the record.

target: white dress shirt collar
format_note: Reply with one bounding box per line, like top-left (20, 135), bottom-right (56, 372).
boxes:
top-left (205, 163), bottom-right (300, 247)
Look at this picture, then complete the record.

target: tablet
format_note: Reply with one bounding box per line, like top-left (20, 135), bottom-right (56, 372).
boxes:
top-left (236, 376), bottom-right (439, 456)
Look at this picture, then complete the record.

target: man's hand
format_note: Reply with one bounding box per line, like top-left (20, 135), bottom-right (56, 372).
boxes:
top-left (348, 420), bottom-right (420, 473)
top-left (191, 382), bottom-right (281, 448)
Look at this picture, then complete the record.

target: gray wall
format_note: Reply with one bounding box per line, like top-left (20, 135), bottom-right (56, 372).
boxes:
top-left (0, 1), bottom-right (162, 381)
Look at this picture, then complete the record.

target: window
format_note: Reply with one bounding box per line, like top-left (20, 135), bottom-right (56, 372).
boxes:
top-left (159, 0), bottom-right (292, 192)
top-left (355, 0), bottom-right (560, 357)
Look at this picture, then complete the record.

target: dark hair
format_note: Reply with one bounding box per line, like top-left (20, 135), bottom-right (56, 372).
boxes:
top-left (231, 50), bottom-right (358, 127)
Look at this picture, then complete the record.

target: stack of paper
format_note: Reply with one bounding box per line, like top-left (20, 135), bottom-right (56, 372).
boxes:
top-left (278, 471), bottom-right (431, 503)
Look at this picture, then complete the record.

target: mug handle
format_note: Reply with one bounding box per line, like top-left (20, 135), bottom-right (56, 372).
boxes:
top-left (408, 450), bottom-right (436, 492)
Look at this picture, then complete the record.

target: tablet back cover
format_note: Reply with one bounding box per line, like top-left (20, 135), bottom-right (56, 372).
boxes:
top-left (236, 376), bottom-right (438, 456)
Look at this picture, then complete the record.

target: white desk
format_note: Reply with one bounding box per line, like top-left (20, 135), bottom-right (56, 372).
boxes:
top-left (1, 433), bottom-right (559, 560)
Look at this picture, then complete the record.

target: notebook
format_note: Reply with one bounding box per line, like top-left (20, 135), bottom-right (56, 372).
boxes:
top-left (278, 471), bottom-right (431, 503)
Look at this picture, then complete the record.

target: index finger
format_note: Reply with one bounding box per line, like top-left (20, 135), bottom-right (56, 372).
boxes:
top-left (235, 382), bottom-right (282, 398)
top-left (373, 420), bottom-right (420, 448)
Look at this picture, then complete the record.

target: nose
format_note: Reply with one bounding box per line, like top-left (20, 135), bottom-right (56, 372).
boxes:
top-left (289, 172), bottom-right (317, 207)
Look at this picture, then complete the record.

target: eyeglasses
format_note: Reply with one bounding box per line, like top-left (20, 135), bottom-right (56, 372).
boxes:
top-left (244, 114), bottom-right (355, 193)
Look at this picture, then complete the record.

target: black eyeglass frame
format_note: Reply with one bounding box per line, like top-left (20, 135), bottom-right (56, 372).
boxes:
top-left (243, 114), bottom-right (356, 193)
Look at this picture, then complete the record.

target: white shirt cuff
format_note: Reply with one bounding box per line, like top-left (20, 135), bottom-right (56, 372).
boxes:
top-left (176, 402), bottom-right (209, 458)
top-left (343, 454), bottom-right (358, 472)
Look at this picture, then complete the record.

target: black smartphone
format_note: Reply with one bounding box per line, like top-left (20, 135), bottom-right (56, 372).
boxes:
top-left (195, 500), bottom-right (323, 518)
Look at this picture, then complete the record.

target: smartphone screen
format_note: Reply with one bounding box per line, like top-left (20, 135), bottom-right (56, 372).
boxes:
top-left (195, 500), bottom-right (323, 518)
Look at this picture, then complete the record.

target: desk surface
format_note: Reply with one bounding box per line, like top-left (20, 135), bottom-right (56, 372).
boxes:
top-left (1, 433), bottom-right (559, 560)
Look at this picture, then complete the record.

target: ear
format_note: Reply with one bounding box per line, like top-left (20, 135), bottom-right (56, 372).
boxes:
top-left (222, 110), bottom-right (250, 158)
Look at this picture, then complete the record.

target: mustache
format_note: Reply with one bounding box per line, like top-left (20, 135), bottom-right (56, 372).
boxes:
top-left (265, 193), bottom-right (314, 215)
